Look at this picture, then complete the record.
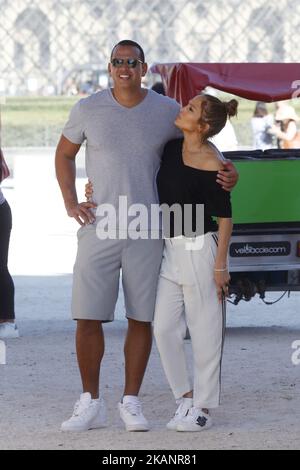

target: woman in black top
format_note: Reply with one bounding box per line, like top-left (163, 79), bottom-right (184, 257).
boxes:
top-left (153, 93), bottom-right (237, 432)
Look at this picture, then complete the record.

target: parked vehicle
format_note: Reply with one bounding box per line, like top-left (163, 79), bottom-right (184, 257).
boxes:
top-left (151, 63), bottom-right (300, 304)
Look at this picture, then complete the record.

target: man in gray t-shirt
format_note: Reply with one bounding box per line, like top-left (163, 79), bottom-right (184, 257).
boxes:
top-left (56, 40), bottom-right (238, 433)
top-left (62, 84), bottom-right (180, 230)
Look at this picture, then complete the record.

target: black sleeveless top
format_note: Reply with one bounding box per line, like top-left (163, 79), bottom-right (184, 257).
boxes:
top-left (157, 138), bottom-right (232, 237)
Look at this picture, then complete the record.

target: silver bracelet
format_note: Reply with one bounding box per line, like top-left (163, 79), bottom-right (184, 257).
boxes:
top-left (214, 267), bottom-right (228, 272)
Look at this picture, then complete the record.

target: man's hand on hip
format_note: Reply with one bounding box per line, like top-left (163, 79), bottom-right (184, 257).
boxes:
top-left (67, 202), bottom-right (97, 226)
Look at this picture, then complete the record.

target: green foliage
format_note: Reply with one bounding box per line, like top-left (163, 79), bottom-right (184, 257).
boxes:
top-left (1, 97), bottom-right (78, 147)
top-left (1, 95), bottom-right (300, 147)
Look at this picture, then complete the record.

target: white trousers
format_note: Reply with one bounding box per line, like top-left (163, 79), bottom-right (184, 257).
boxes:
top-left (153, 232), bottom-right (226, 409)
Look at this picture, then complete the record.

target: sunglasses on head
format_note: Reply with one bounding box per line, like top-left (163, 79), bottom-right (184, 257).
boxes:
top-left (111, 58), bottom-right (144, 68)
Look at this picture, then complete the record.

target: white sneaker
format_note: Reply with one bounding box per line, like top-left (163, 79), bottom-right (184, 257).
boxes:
top-left (166, 397), bottom-right (193, 430)
top-left (118, 395), bottom-right (149, 431)
top-left (61, 392), bottom-right (107, 432)
top-left (176, 407), bottom-right (212, 432)
top-left (0, 323), bottom-right (19, 339)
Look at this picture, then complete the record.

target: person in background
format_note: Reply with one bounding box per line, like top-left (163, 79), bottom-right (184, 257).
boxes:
top-left (0, 148), bottom-right (19, 339)
top-left (250, 102), bottom-right (274, 150)
top-left (151, 82), bottom-right (165, 95)
top-left (270, 104), bottom-right (300, 149)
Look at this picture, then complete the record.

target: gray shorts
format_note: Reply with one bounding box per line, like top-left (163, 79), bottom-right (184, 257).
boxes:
top-left (72, 225), bottom-right (164, 322)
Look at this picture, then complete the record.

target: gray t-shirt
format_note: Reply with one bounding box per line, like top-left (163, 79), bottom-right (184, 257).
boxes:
top-left (63, 88), bottom-right (181, 231)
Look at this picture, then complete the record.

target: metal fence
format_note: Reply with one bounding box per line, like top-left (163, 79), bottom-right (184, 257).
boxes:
top-left (1, 0), bottom-right (300, 95)
top-left (1, 0), bottom-right (300, 147)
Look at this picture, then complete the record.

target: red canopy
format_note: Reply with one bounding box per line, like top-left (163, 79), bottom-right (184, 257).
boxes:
top-left (150, 63), bottom-right (300, 105)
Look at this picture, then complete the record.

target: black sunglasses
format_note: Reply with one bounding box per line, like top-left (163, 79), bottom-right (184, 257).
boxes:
top-left (111, 58), bottom-right (144, 68)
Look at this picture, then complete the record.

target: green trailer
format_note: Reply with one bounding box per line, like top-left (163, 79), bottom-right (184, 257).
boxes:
top-left (230, 151), bottom-right (300, 224)
top-left (224, 149), bottom-right (300, 303)
top-left (151, 62), bottom-right (300, 304)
